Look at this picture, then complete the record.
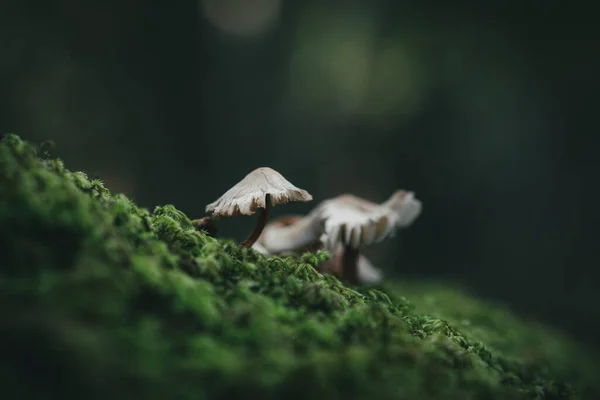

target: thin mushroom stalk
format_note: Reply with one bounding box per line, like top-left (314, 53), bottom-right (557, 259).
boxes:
top-left (341, 244), bottom-right (360, 284)
top-left (192, 216), bottom-right (218, 237)
top-left (241, 194), bottom-right (271, 248)
top-left (332, 226), bottom-right (363, 284)
top-left (312, 243), bottom-right (382, 285)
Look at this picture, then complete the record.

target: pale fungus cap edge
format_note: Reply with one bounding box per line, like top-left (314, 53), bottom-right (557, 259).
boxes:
top-left (258, 211), bottom-right (323, 254)
top-left (205, 167), bottom-right (312, 217)
top-left (382, 190), bottom-right (423, 227)
top-left (317, 194), bottom-right (399, 250)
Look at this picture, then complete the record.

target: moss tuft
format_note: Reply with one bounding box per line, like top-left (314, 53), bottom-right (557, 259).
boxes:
top-left (0, 134), bottom-right (598, 400)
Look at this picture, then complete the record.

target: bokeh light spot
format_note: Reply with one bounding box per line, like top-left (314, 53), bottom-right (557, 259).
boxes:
top-left (201, 0), bottom-right (282, 38)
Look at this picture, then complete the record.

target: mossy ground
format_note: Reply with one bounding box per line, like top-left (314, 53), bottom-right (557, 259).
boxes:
top-left (0, 134), bottom-right (598, 400)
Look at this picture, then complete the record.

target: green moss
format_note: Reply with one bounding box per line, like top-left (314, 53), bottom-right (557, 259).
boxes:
top-left (0, 133), bottom-right (598, 400)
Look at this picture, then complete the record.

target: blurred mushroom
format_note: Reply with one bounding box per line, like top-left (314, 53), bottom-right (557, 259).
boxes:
top-left (205, 167), bottom-right (312, 247)
top-left (254, 215), bottom-right (384, 284)
top-left (317, 244), bottom-right (383, 284)
top-left (318, 191), bottom-right (422, 284)
top-left (254, 190), bottom-right (422, 284)
top-left (255, 215), bottom-right (322, 255)
top-left (318, 194), bottom-right (397, 251)
top-left (251, 241), bottom-right (270, 255)
top-left (381, 190), bottom-right (423, 227)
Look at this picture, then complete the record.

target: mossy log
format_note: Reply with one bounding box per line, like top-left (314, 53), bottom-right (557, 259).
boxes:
top-left (0, 134), bottom-right (598, 400)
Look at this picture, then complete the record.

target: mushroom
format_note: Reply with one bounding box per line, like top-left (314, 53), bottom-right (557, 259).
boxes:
top-left (254, 215), bottom-right (323, 255)
top-left (318, 244), bottom-right (383, 284)
top-left (380, 190), bottom-right (423, 227)
top-left (254, 189), bottom-right (422, 284)
top-left (205, 167), bottom-right (312, 248)
top-left (317, 194), bottom-right (397, 251)
top-left (318, 191), bottom-right (422, 284)
top-left (253, 215), bottom-right (386, 284)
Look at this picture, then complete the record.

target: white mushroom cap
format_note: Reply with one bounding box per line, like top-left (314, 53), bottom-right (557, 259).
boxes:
top-left (252, 190), bottom-right (422, 254)
top-left (205, 167), bottom-right (312, 217)
top-left (318, 191), bottom-right (422, 250)
top-left (381, 190), bottom-right (423, 227)
top-left (317, 194), bottom-right (399, 250)
top-left (256, 210), bottom-right (323, 254)
top-left (254, 195), bottom-right (393, 253)
top-left (251, 242), bottom-right (270, 255)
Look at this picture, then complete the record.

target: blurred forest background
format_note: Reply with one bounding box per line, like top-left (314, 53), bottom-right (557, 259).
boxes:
top-left (1, 1), bottom-right (599, 347)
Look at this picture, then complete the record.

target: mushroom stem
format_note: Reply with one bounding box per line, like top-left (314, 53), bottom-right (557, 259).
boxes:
top-left (192, 216), bottom-right (218, 237)
top-left (341, 245), bottom-right (360, 284)
top-left (241, 194), bottom-right (271, 248)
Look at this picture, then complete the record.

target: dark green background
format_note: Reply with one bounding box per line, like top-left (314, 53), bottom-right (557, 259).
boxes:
top-left (1, 0), bottom-right (598, 346)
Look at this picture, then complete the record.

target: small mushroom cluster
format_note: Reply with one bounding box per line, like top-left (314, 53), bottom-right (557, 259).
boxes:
top-left (194, 167), bottom-right (422, 285)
